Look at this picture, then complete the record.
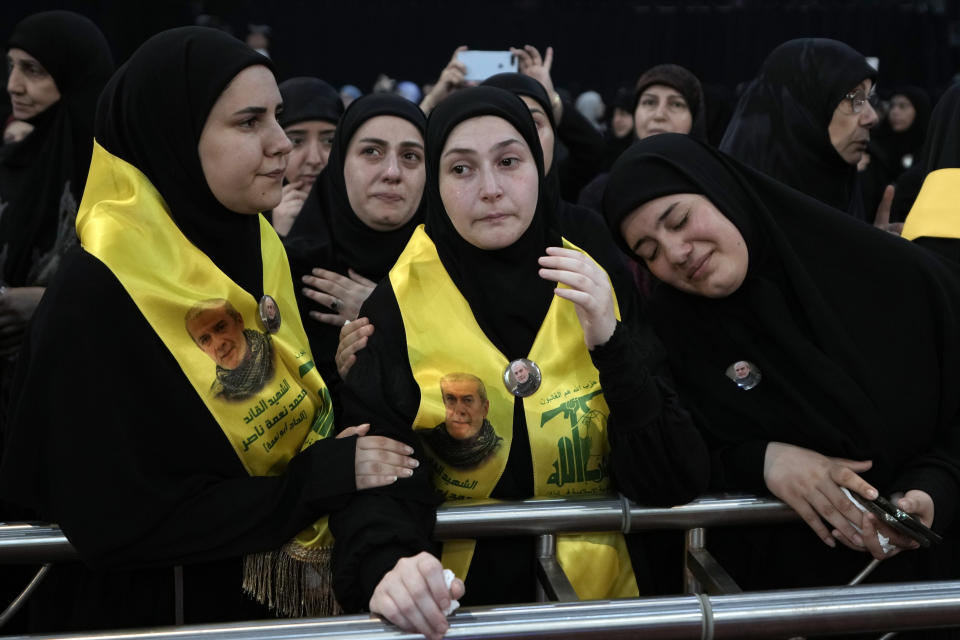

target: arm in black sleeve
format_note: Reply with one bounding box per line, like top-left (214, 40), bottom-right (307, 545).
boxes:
top-left (330, 283), bottom-right (441, 612)
top-left (592, 322), bottom-right (710, 506)
top-left (556, 100), bottom-right (605, 202)
top-left (0, 251), bottom-right (361, 570)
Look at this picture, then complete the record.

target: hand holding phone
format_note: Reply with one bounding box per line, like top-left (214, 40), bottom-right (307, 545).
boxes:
top-left (456, 50), bottom-right (517, 83)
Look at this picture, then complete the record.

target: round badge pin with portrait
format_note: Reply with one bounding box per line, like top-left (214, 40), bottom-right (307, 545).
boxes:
top-left (503, 358), bottom-right (542, 398)
top-left (258, 294), bottom-right (282, 334)
top-left (725, 360), bottom-right (761, 390)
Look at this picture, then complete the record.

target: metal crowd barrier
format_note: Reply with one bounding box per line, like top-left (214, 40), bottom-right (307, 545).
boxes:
top-left (5, 581), bottom-right (960, 639)
top-left (4, 496), bottom-right (957, 638)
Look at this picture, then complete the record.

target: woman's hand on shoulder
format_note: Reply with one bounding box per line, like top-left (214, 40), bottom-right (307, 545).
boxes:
top-left (538, 246), bottom-right (616, 349)
top-left (272, 181), bottom-right (308, 236)
top-left (369, 551), bottom-right (465, 640)
top-left (337, 423), bottom-right (418, 490)
top-left (303, 268), bottom-right (376, 326)
top-left (336, 316), bottom-right (375, 379)
top-left (763, 441), bottom-right (878, 549)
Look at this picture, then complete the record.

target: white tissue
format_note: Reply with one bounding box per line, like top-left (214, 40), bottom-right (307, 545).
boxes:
top-left (442, 569), bottom-right (461, 616)
top-left (841, 487), bottom-right (896, 554)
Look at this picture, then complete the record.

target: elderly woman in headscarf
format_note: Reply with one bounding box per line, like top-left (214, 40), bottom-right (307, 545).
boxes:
top-left (720, 38), bottom-right (879, 220)
top-left (604, 133), bottom-right (960, 625)
top-left (0, 11), bottom-right (112, 414)
top-left (330, 87), bottom-right (708, 640)
top-left (0, 27), bottom-right (415, 631)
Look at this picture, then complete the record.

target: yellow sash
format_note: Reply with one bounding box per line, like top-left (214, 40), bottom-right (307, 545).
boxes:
top-left (391, 226), bottom-right (639, 600)
top-left (902, 169), bottom-right (960, 242)
top-left (77, 141), bottom-right (335, 614)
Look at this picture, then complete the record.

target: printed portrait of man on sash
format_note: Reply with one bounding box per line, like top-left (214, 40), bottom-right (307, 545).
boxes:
top-left (419, 372), bottom-right (503, 470)
top-left (185, 298), bottom-right (276, 401)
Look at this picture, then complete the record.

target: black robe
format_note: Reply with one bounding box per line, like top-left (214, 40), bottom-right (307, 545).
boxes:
top-left (331, 87), bottom-right (709, 611)
top-left (604, 133), bottom-right (960, 612)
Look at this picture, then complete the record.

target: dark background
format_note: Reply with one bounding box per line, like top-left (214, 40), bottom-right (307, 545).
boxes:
top-left (2, 0), bottom-right (959, 104)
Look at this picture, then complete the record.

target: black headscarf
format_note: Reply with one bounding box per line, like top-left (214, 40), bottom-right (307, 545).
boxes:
top-left (425, 86), bottom-right (555, 359)
top-left (720, 38), bottom-right (877, 219)
top-left (873, 86), bottom-right (930, 172)
top-left (95, 27), bottom-right (270, 297)
top-left (278, 77), bottom-right (343, 129)
top-left (285, 93), bottom-right (426, 280)
top-left (481, 73), bottom-right (562, 214)
top-left (0, 11), bottom-right (113, 286)
top-left (890, 84), bottom-right (960, 224)
top-left (604, 133), bottom-right (960, 529)
top-left (633, 63), bottom-right (708, 141)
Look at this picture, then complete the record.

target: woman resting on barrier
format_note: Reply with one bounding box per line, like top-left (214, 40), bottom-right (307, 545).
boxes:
top-left (603, 133), bottom-right (960, 603)
top-left (330, 87), bottom-right (710, 640)
top-left (0, 27), bottom-right (416, 631)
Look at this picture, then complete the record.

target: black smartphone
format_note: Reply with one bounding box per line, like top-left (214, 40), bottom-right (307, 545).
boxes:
top-left (857, 492), bottom-right (942, 547)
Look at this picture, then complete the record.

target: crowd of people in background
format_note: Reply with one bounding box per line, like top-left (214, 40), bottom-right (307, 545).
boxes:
top-left (1, 9), bottom-right (959, 640)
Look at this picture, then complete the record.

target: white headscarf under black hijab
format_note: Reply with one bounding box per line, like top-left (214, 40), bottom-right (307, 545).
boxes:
top-left (720, 38), bottom-right (876, 220)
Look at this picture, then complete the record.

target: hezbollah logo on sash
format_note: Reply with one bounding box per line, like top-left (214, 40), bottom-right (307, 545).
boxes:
top-left (390, 226), bottom-right (639, 600)
top-left (77, 141), bottom-right (337, 616)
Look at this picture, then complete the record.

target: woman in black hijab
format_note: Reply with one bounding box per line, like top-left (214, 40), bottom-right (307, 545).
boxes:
top-left (0, 11), bottom-right (112, 422)
top-left (270, 77), bottom-right (343, 237)
top-left (0, 27), bottom-right (413, 631)
top-left (330, 87), bottom-right (708, 640)
top-left (577, 63), bottom-right (707, 214)
top-left (284, 94), bottom-right (427, 390)
top-left (720, 38), bottom-right (878, 220)
top-left (604, 133), bottom-right (960, 608)
top-left (900, 84), bottom-right (960, 263)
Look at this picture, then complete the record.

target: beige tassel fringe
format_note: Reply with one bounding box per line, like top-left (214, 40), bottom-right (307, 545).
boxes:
top-left (242, 542), bottom-right (342, 617)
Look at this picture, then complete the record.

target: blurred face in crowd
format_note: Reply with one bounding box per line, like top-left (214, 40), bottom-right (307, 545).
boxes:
top-left (343, 115), bottom-right (425, 231)
top-left (634, 84), bottom-right (692, 139)
top-left (611, 107), bottom-right (634, 138)
top-left (828, 78), bottom-right (878, 166)
top-left (283, 119), bottom-right (337, 190)
top-left (6, 48), bottom-right (61, 120)
top-left (887, 94), bottom-right (916, 133)
top-left (620, 192), bottom-right (748, 298)
top-left (519, 95), bottom-right (555, 174)
top-left (439, 115), bottom-right (539, 250)
top-left (198, 65), bottom-right (292, 214)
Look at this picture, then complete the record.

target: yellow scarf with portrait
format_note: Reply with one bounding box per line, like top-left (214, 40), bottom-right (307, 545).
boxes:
top-left (390, 226), bottom-right (639, 600)
top-left (77, 141), bottom-right (337, 616)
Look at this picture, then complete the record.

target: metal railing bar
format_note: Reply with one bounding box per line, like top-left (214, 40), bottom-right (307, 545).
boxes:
top-left (1, 495), bottom-right (799, 564)
top-left (4, 581), bottom-right (959, 640)
top-left (0, 564), bottom-right (49, 628)
top-left (686, 548), bottom-right (742, 595)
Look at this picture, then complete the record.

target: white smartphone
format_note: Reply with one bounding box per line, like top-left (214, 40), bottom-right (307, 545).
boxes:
top-left (457, 50), bottom-right (518, 83)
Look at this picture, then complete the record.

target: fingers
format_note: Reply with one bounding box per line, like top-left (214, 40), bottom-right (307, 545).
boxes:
top-left (356, 435), bottom-right (416, 456)
top-left (303, 270), bottom-right (350, 298)
top-left (450, 45), bottom-right (468, 63)
top-left (337, 318), bottom-right (374, 378)
top-left (336, 423), bottom-right (370, 439)
top-left (370, 553), bottom-right (453, 640)
top-left (523, 44), bottom-right (542, 65)
top-left (542, 45), bottom-right (554, 71)
top-left (355, 436), bottom-right (418, 490)
top-left (829, 464), bottom-right (878, 501)
top-left (861, 513), bottom-right (910, 560)
top-left (873, 184), bottom-right (894, 228)
top-left (347, 268), bottom-right (377, 288)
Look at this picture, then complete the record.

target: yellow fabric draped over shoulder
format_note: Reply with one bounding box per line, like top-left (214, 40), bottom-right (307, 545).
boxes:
top-left (390, 225), bottom-right (639, 600)
top-left (77, 140), bottom-right (337, 615)
top-left (902, 169), bottom-right (960, 242)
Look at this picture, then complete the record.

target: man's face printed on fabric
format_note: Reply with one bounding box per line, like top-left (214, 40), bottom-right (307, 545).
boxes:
top-left (187, 305), bottom-right (249, 370)
top-left (442, 378), bottom-right (489, 440)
